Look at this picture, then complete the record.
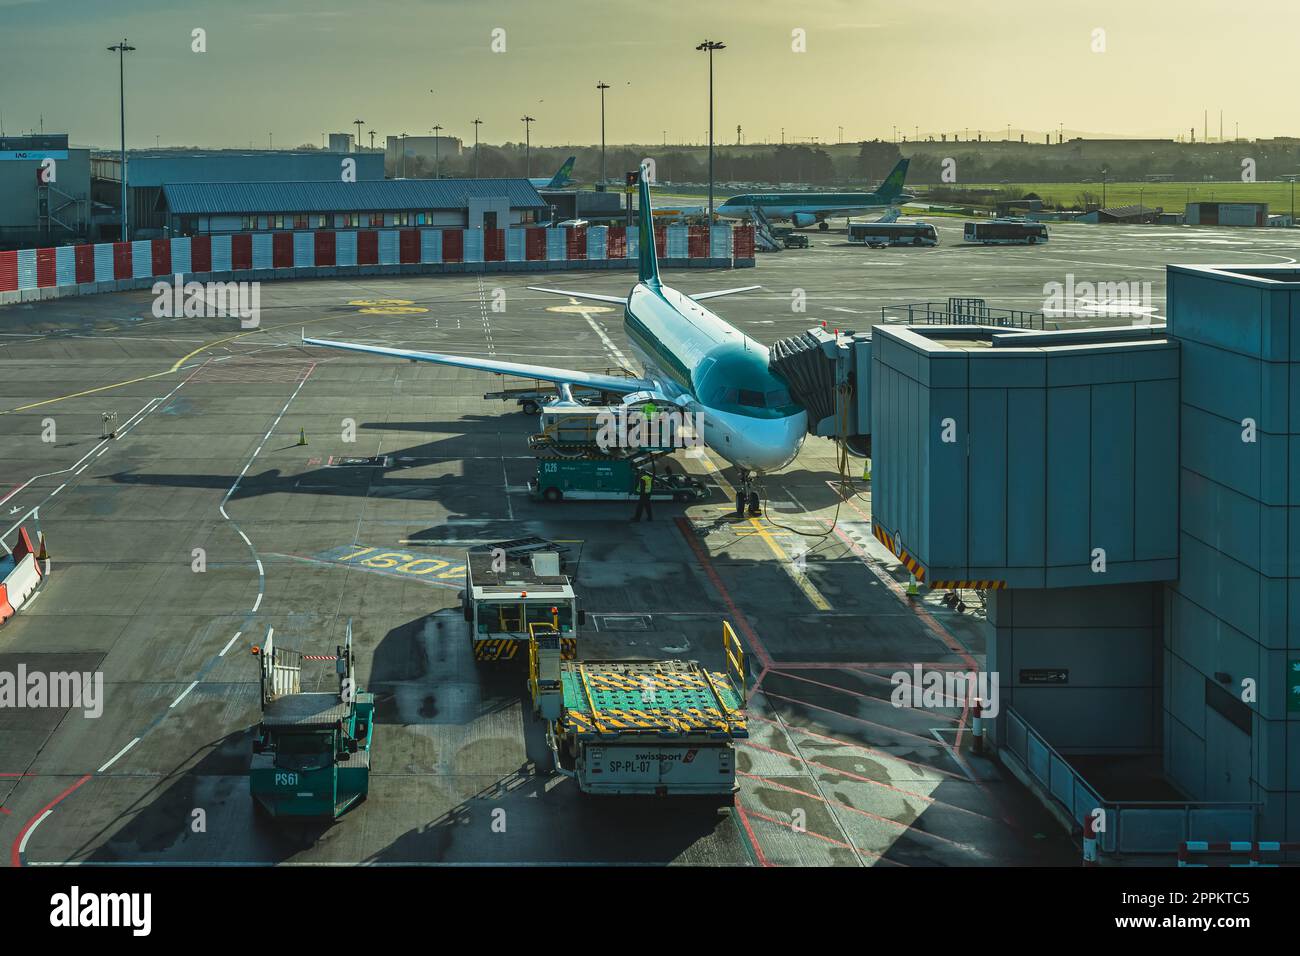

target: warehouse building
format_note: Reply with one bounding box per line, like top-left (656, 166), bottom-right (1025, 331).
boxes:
top-left (1185, 201), bottom-right (1269, 226)
top-left (0, 134), bottom-right (93, 249)
top-left (156, 178), bottom-right (549, 235)
top-left (95, 149), bottom-right (387, 238)
top-left (869, 265), bottom-right (1300, 856)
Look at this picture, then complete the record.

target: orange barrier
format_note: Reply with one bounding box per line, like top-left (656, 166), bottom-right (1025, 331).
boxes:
top-left (0, 583), bottom-right (13, 625)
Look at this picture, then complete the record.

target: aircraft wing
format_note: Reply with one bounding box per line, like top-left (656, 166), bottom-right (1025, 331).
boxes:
top-left (302, 334), bottom-right (652, 393)
top-left (690, 285), bottom-right (761, 301)
top-left (527, 286), bottom-right (629, 305)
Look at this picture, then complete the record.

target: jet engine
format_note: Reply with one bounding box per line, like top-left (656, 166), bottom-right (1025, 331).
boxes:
top-left (791, 212), bottom-right (819, 229)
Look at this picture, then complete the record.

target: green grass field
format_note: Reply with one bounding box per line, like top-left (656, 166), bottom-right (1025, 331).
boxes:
top-left (923, 181), bottom-right (1300, 215)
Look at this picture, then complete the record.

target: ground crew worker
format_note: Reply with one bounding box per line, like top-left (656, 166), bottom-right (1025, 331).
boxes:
top-left (631, 469), bottom-right (655, 522)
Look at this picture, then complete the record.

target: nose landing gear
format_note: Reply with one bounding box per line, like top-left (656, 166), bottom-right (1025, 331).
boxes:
top-left (734, 470), bottom-right (762, 518)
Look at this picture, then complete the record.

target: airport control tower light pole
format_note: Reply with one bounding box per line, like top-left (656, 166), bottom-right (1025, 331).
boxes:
top-left (596, 81), bottom-right (610, 187)
top-left (432, 124), bottom-right (442, 179)
top-left (107, 38), bottom-right (135, 242)
top-left (472, 119), bottom-right (483, 177)
top-left (353, 119), bottom-right (364, 153)
top-left (521, 115), bottom-right (535, 178)
top-left (696, 39), bottom-right (725, 220)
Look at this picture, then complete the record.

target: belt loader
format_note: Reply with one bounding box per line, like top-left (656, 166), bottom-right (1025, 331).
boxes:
top-left (529, 622), bottom-right (748, 796)
top-left (249, 621), bottom-right (374, 818)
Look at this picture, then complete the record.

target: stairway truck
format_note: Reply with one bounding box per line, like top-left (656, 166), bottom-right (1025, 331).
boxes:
top-left (530, 622), bottom-right (749, 796)
top-left (249, 621), bottom-right (374, 819)
top-left (464, 540), bottom-right (583, 663)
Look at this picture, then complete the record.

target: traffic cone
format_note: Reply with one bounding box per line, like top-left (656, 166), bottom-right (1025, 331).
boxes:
top-left (971, 700), bottom-right (985, 756)
top-left (862, 459), bottom-right (872, 481)
top-left (297, 427), bottom-right (308, 446)
top-left (905, 574), bottom-right (919, 598)
top-left (36, 532), bottom-right (50, 576)
top-left (1082, 812), bottom-right (1100, 867)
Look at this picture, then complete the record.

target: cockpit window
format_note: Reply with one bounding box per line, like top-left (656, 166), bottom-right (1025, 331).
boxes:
top-left (765, 388), bottom-right (792, 407)
top-left (738, 389), bottom-right (765, 408)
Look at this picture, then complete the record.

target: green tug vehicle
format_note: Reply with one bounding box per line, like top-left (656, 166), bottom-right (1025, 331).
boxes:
top-left (249, 620), bottom-right (374, 819)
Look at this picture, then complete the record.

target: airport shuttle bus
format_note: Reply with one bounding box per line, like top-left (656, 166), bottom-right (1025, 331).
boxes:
top-left (963, 218), bottom-right (1049, 245)
top-left (847, 221), bottom-right (939, 247)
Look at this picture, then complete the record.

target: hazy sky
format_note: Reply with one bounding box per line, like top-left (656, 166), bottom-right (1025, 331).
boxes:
top-left (2, 0), bottom-right (1294, 150)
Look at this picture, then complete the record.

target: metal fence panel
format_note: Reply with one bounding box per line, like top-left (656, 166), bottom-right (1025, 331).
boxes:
top-left (17, 248), bottom-right (36, 289)
top-left (55, 245), bottom-right (76, 286)
top-left (587, 226), bottom-right (608, 260)
top-left (1187, 808), bottom-right (1256, 843)
top-left (1118, 809), bottom-right (1186, 854)
top-left (665, 224), bottom-right (689, 258)
top-left (251, 233), bottom-right (273, 270)
top-left (132, 240), bottom-right (154, 278)
top-left (293, 232), bottom-right (314, 268)
top-left (1027, 734), bottom-right (1050, 786)
top-left (378, 229), bottom-right (399, 265)
top-left (710, 224), bottom-right (732, 259)
top-left (94, 243), bottom-right (114, 282)
top-left (170, 238), bottom-right (192, 275)
top-left (546, 228), bottom-right (567, 261)
top-left (506, 228), bottom-right (525, 262)
top-left (210, 235), bottom-right (232, 273)
top-left (336, 231), bottom-right (357, 267)
top-left (420, 228), bottom-right (441, 264)
top-left (462, 228), bottom-right (484, 263)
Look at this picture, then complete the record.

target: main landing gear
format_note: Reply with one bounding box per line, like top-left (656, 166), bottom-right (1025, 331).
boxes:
top-left (734, 471), bottom-right (762, 518)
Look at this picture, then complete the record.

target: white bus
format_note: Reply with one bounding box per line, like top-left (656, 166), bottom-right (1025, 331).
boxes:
top-left (963, 218), bottom-right (1049, 245)
top-left (847, 220), bottom-right (939, 247)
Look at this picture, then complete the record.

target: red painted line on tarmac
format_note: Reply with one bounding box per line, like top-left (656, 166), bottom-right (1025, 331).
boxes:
top-left (746, 713), bottom-right (971, 783)
top-left (742, 806), bottom-right (897, 862)
top-left (741, 738), bottom-right (995, 821)
top-left (673, 517), bottom-right (772, 668)
top-left (9, 773), bottom-right (91, 867)
top-left (739, 770), bottom-right (980, 854)
top-left (767, 669), bottom-right (963, 725)
top-left (0, 807), bottom-right (11, 815)
top-left (733, 803), bottom-right (772, 867)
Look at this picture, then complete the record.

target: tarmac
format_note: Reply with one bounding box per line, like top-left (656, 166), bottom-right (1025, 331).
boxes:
top-left (1, 218), bottom-right (1295, 866)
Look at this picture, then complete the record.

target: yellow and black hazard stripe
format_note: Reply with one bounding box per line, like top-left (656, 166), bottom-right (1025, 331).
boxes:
top-left (473, 639), bottom-right (521, 662)
top-left (872, 523), bottom-right (926, 581)
top-left (560, 636), bottom-right (577, 660)
top-left (930, 580), bottom-right (1007, 591)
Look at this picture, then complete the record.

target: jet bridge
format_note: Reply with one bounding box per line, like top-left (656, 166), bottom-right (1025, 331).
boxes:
top-left (768, 325), bottom-right (873, 456)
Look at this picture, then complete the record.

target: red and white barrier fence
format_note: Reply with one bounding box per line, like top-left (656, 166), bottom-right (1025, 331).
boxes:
top-left (0, 224), bottom-right (758, 305)
top-left (0, 526), bottom-right (47, 628)
top-left (1178, 841), bottom-right (1300, 867)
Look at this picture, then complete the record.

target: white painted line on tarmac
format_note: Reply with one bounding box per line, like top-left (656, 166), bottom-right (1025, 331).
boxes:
top-left (255, 559), bottom-right (264, 577)
top-left (170, 681), bottom-right (199, 709)
top-left (237, 530), bottom-right (252, 548)
top-left (219, 630), bottom-right (242, 657)
top-left (251, 593), bottom-right (262, 613)
top-left (18, 810), bottom-right (53, 855)
top-left (98, 737), bottom-right (140, 772)
top-left (49, 483), bottom-right (65, 498)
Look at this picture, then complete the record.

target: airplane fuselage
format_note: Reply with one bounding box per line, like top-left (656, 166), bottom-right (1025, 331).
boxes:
top-left (619, 281), bottom-right (806, 473)
top-left (716, 191), bottom-right (916, 223)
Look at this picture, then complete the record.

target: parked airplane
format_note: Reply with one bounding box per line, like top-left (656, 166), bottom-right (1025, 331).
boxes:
top-left (715, 157), bottom-right (914, 229)
top-left (530, 155), bottom-right (576, 189)
top-left (303, 166), bottom-right (806, 513)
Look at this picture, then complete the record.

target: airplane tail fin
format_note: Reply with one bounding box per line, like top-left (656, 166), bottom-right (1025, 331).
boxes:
top-left (637, 165), bottom-right (661, 286)
top-left (875, 157), bottom-right (910, 200)
top-left (547, 156), bottom-right (576, 188)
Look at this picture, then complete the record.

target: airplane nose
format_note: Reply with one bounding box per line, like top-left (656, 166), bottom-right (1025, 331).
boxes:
top-left (743, 410), bottom-right (807, 471)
